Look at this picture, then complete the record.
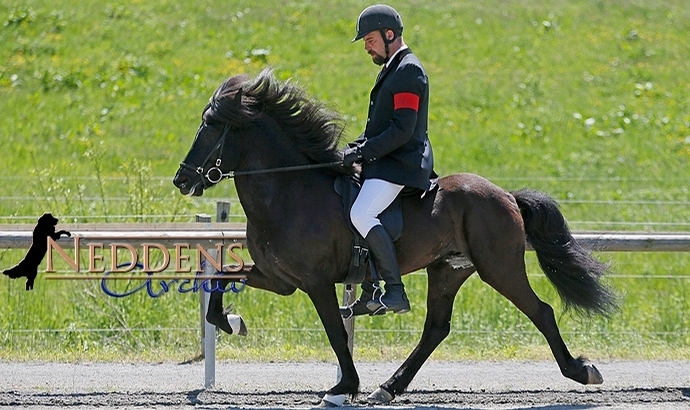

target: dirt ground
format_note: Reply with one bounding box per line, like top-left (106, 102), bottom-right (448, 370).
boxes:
top-left (1, 360), bottom-right (688, 409)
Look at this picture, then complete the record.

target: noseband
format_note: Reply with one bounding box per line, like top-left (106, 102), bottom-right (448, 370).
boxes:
top-left (179, 122), bottom-right (343, 188)
top-left (179, 123), bottom-right (235, 188)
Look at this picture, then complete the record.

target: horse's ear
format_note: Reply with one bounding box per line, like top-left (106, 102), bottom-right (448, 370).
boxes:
top-left (232, 88), bottom-right (244, 106)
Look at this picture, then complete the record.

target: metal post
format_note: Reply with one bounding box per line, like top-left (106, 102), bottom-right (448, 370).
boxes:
top-left (342, 284), bottom-right (356, 354)
top-left (203, 248), bottom-right (217, 388)
top-left (196, 214), bottom-right (212, 358)
top-left (216, 201), bottom-right (231, 223)
top-left (337, 284), bottom-right (357, 382)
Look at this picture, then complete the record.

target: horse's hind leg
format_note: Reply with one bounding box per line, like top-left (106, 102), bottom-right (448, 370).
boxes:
top-left (475, 251), bottom-right (603, 385)
top-left (369, 261), bottom-right (473, 403)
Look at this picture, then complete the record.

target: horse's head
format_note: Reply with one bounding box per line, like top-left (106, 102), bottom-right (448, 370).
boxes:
top-left (174, 69), bottom-right (349, 196)
top-left (174, 75), bottom-right (252, 196)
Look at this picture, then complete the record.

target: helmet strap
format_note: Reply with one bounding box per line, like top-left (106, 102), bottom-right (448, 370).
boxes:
top-left (379, 29), bottom-right (394, 63)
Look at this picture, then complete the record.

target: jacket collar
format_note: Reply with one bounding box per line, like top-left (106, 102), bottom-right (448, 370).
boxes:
top-left (375, 48), bottom-right (411, 85)
top-left (384, 45), bottom-right (409, 69)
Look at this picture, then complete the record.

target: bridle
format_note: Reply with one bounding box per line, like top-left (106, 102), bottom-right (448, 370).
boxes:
top-left (179, 122), bottom-right (343, 188)
top-left (178, 123), bottom-right (235, 188)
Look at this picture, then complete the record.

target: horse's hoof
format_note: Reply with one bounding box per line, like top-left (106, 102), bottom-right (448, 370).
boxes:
top-left (586, 363), bottom-right (604, 384)
top-left (319, 393), bottom-right (346, 407)
top-left (227, 314), bottom-right (248, 336)
top-left (367, 387), bottom-right (394, 404)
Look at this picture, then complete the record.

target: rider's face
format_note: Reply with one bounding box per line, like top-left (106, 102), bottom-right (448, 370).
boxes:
top-left (363, 31), bottom-right (388, 66)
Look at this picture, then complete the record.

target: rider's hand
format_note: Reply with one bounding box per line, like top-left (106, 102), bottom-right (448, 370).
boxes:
top-left (342, 146), bottom-right (363, 167)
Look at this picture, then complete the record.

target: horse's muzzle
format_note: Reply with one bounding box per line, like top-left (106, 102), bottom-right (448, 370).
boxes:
top-left (173, 170), bottom-right (205, 197)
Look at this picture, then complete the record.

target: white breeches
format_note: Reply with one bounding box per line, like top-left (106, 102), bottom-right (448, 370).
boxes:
top-left (350, 178), bottom-right (404, 238)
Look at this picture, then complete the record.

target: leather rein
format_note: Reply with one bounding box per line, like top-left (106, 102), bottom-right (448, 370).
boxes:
top-left (179, 123), bottom-right (343, 187)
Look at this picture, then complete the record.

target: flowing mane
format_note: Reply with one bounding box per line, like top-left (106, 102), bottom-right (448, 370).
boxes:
top-left (206, 68), bottom-right (347, 171)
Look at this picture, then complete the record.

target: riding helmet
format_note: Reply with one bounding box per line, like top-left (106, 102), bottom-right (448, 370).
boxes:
top-left (352, 4), bottom-right (403, 42)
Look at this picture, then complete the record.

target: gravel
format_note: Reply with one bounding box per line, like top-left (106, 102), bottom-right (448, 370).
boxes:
top-left (1, 360), bottom-right (688, 409)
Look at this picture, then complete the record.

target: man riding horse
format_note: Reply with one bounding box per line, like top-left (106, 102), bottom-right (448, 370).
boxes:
top-left (173, 3), bottom-right (616, 405)
top-left (341, 4), bottom-right (437, 315)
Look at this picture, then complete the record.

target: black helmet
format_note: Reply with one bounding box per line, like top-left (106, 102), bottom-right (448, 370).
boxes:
top-left (352, 4), bottom-right (403, 42)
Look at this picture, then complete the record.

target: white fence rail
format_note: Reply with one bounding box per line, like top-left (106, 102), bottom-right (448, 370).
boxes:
top-left (2, 226), bottom-right (689, 252)
top-left (2, 226), bottom-right (687, 280)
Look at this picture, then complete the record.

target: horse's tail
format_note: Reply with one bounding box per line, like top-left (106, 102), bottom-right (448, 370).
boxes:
top-left (511, 188), bottom-right (617, 316)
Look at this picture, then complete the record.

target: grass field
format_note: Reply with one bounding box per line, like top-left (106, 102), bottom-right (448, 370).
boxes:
top-left (0, 1), bottom-right (688, 362)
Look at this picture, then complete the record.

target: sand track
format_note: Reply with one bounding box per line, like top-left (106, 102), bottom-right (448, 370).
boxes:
top-left (1, 361), bottom-right (688, 409)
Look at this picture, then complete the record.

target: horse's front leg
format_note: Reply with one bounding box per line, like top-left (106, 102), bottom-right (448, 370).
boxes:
top-left (207, 264), bottom-right (297, 335)
top-left (306, 284), bottom-right (360, 406)
top-left (205, 277), bottom-right (247, 335)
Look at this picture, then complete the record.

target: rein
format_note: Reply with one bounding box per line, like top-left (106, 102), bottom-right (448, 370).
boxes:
top-left (180, 123), bottom-right (343, 185)
top-left (214, 161), bottom-right (343, 180)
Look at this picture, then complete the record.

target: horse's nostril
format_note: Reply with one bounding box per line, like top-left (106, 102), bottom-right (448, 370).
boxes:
top-left (174, 175), bottom-right (188, 189)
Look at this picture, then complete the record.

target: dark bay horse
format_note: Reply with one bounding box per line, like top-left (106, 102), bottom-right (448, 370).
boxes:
top-left (173, 69), bottom-right (616, 406)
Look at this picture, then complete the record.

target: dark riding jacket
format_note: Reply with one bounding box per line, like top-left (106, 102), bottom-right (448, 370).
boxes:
top-left (353, 48), bottom-right (435, 191)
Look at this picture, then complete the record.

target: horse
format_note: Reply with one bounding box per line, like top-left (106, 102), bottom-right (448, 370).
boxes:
top-left (173, 68), bottom-right (616, 406)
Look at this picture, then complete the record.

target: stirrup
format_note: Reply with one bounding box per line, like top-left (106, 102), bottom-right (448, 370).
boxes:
top-left (339, 283), bottom-right (385, 319)
top-left (339, 299), bottom-right (386, 319)
top-left (366, 293), bottom-right (410, 314)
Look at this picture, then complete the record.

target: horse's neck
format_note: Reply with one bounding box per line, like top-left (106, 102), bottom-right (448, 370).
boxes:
top-left (253, 117), bottom-right (305, 166)
top-left (234, 173), bottom-right (335, 244)
top-left (234, 117), bottom-right (338, 226)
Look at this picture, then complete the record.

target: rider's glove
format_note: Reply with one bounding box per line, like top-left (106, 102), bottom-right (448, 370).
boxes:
top-left (342, 146), bottom-right (363, 167)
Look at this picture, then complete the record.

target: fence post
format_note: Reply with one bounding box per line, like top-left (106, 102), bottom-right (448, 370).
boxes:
top-left (202, 248), bottom-right (217, 388)
top-left (216, 201), bottom-right (231, 223)
top-left (342, 284), bottom-right (356, 354)
top-left (196, 214), bottom-right (212, 358)
top-left (338, 284), bottom-right (357, 382)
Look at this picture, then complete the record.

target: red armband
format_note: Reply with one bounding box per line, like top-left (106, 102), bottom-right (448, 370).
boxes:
top-left (393, 92), bottom-right (420, 112)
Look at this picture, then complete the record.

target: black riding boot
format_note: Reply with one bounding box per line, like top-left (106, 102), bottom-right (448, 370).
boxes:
top-left (339, 281), bottom-right (383, 319)
top-left (364, 225), bottom-right (410, 314)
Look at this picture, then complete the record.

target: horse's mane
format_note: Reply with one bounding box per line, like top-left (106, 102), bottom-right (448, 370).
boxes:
top-left (207, 68), bottom-right (348, 173)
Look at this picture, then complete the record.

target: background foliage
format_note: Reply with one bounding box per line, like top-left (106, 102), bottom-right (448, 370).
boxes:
top-left (0, 0), bottom-right (688, 362)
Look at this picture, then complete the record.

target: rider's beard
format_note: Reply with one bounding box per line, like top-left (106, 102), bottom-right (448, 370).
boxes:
top-left (370, 51), bottom-right (387, 66)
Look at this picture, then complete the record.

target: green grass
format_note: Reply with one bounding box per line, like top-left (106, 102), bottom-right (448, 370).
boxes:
top-left (0, 0), bottom-right (688, 362)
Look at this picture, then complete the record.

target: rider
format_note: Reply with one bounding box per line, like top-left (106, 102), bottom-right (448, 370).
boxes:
top-left (341, 4), bottom-right (435, 315)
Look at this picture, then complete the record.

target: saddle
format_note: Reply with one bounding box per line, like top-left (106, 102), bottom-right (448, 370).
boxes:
top-left (333, 175), bottom-right (404, 284)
